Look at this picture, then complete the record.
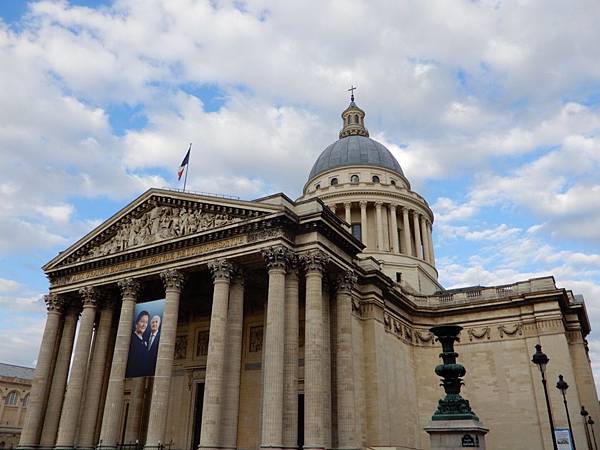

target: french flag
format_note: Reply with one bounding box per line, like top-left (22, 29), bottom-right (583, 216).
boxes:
top-left (178, 144), bottom-right (191, 180)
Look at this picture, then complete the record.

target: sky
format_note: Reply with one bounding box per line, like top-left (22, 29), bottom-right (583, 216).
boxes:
top-left (0, 0), bottom-right (599, 391)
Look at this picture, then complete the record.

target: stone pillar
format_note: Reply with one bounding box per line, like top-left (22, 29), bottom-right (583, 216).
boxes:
top-left (78, 298), bottom-right (116, 449)
top-left (261, 246), bottom-right (291, 450)
top-left (99, 278), bottom-right (141, 449)
top-left (19, 294), bottom-right (63, 448)
top-left (375, 202), bottom-right (384, 251)
top-left (335, 271), bottom-right (358, 449)
top-left (200, 260), bottom-right (233, 450)
top-left (302, 250), bottom-right (330, 450)
top-left (221, 270), bottom-right (245, 448)
top-left (421, 215), bottom-right (431, 263)
top-left (344, 202), bottom-right (352, 226)
top-left (428, 221), bottom-right (436, 265)
top-left (282, 260), bottom-right (299, 449)
top-left (321, 279), bottom-right (332, 449)
top-left (39, 304), bottom-right (79, 447)
top-left (413, 211), bottom-right (423, 259)
top-left (145, 269), bottom-right (185, 448)
top-left (56, 287), bottom-right (98, 448)
top-left (389, 205), bottom-right (400, 254)
top-left (359, 201), bottom-right (368, 247)
top-left (402, 208), bottom-right (412, 256)
top-left (124, 377), bottom-right (146, 444)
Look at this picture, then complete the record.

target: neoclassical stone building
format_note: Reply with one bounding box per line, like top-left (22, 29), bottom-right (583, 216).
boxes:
top-left (19, 99), bottom-right (599, 450)
top-left (0, 363), bottom-right (33, 448)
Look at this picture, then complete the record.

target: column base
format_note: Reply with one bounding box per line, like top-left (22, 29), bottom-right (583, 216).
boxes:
top-left (425, 418), bottom-right (488, 450)
top-left (302, 446), bottom-right (326, 450)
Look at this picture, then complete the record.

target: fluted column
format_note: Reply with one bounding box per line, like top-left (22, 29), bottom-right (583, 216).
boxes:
top-left (344, 202), bottom-right (352, 226)
top-left (321, 279), bottom-right (332, 449)
top-left (145, 269), bottom-right (185, 447)
top-left (56, 287), bottom-right (98, 448)
top-left (375, 202), bottom-right (384, 251)
top-left (99, 278), bottom-right (141, 448)
top-left (261, 246), bottom-right (292, 450)
top-left (282, 259), bottom-right (299, 449)
top-left (78, 298), bottom-right (116, 449)
top-left (402, 208), bottom-right (412, 256)
top-left (413, 211), bottom-right (423, 259)
top-left (19, 294), bottom-right (64, 448)
top-left (39, 304), bottom-right (79, 446)
top-left (359, 201), bottom-right (368, 246)
top-left (335, 271), bottom-right (358, 449)
top-left (427, 221), bottom-right (436, 265)
top-left (221, 269), bottom-right (245, 448)
top-left (200, 260), bottom-right (233, 450)
top-left (303, 250), bottom-right (330, 450)
top-left (420, 215), bottom-right (431, 263)
top-left (389, 205), bottom-right (399, 254)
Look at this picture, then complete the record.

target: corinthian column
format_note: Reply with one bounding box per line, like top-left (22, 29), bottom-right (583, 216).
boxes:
top-left (302, 250), bottom-right (330, 450)
top-left (145, 269), bottom-right (185, 448)
top-left (39, 303), bottom-right (79, 446)
top-left (200, 260), bottom-right (234, 450)
top-left (402, 208), bottom-right (412, 256)
top-left (99, 278), bottom-right (141, 449)
top-left (261, 246), bottom-right (292, 450)
top-left (19, 294), bottom-right (64, 448)
top-left (428, 221), bottom-right (436, 265)
top-left (359, 201), bottom-right (368, 247)
top-left (282, 258), bottom-right (299, 449)
top-left (78, 298), bottom-right (116, 449)
top-left (335, 271), bottom-right (358, 449)
top-left (344, 202), bottom-right (352, 227)
top-left (56, 287), bottom-right (98, 449)
top-left (375, 202), bottom-right (384, 251)
top-left (389, 205), bottom-right (399, 254)
top-left (413, 212), bottom-right (423, 259)
top-left (221, 268), bottom-right (245, 448)
top-left (420, 215), bottom-right (431, 263)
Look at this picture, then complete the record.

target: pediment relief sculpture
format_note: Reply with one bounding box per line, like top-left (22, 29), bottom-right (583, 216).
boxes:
top-left (73, 203), bottom-right (245, 263)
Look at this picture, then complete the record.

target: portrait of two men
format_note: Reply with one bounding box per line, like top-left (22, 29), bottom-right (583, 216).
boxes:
top-left (125, 299), bottom-right (165, 378)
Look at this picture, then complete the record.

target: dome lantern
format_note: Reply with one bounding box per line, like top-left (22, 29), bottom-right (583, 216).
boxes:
top-left (339, 87), bottom-right (369, 138)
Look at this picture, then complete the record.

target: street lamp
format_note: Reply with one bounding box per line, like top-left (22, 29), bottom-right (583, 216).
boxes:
top-left (556, 375), bottom-right (576, 449)
top-left (532, 344), bottom-right (558, 450)
top-left (588, 416), bottom-right (598, 450)
top-left (582, 406), bottom-right (593, 450)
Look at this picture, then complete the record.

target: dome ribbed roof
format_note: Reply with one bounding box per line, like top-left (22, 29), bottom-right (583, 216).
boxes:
top-left (308, 135), bottom-right (404, 181)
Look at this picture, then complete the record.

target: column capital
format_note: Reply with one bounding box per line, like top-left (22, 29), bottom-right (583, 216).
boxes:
top-left (262, 245), bottom-right (294, 272)
top-left (359, 200), bottom-right (368, 208)
top-left (336, 270), bottom-right (358, 294)
top-left (389, 204), bottom-right (397, 212)
top-left (344, 201), bottom-right (352, 208)
top-left (402, 206), bottom-right (411, 214)
top-left (301, 249), bottom-right (330, 274)
top-left (231, 265), bottom-right (246, 285)
top-left (44, 293), bottom-right (63, 313)
top-left (78, 286), bottom-right (101, 308)
top-left (208, 259), bottom-right (234, 282)
top-left (375, 201), bottom-right (383, 207)
top-left (118, 277), bottom-right (142, 299)
top-left (160, 268), bottom-right (185, 291)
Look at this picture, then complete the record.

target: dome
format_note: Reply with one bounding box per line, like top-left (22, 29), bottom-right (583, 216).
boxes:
top-left (308, 135), bottom-right (404, 181)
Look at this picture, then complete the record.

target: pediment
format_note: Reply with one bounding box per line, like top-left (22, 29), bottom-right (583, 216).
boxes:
top-left (44, 188), bottom-right (277, 271)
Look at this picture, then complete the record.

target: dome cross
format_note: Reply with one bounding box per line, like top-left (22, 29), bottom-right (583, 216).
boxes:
top-left (348, 85), bottom-right (357, 102)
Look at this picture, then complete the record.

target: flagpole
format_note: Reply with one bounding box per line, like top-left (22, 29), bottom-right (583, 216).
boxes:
top-left (183, 143), bottom-right (191, 192)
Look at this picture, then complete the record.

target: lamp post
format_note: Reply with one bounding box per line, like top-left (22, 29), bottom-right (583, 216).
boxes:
top-left (588, 417), bottom-right (598, 450)
top-left (532, 344), bottom-right (558, 450)
top-left (556, 375), bottom-right (576, 449)
top-left (582, 406), bottom-right (593, 450)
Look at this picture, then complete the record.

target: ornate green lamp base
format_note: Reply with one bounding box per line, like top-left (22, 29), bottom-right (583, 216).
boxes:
top-left (432, 393), bottom-right (479, 421)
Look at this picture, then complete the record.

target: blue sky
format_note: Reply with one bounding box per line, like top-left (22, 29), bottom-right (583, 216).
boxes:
top-left (1, 0), bottom-right (600, 392)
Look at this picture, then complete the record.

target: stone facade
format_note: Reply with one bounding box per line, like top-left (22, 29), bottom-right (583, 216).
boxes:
top-left (0, 364), bottom-right (33, 449)
top-left (18, 101), bottom-right (599, 450)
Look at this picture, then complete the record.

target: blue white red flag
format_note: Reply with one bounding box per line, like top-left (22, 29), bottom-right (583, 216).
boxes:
top-left (178, 144), bottom-right (191, 180)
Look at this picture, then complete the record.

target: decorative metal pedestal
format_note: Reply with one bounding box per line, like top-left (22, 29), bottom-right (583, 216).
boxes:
top-left (424, 325), bottom-right (489, 450)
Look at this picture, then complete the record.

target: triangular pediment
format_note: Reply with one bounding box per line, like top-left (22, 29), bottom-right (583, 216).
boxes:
top-left (44, 188), bottom-right (279, 271)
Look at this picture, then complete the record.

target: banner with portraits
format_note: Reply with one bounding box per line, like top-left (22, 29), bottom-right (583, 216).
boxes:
top-left (125, 299), bottom-right (165, 378)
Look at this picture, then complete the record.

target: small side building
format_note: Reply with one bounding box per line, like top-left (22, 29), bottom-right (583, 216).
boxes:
top-left (0, 364), bottom-right (33, 449)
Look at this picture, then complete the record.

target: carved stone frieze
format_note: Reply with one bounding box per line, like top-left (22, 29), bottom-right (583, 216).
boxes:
top-left (351, 297), bottom-right (362, 314)
top-left (384, 313), bottom-right (392, 330)
top-left (74, 203), bottom-right (244, 263)
top-left (196, 330), bottom-right (209, 357)
top-left (249, 326), bottom-right (264, 353)
top-left (174, 335), bottom-right (187, 360)
top-left (117, 278), bottom-right (142, 299)
top-left (415, 330), bottom-right (435, 344)
top-left (468, 327), bottom-right (491, 341)
top-left (498, 323), bottom-right (523, 338)
top-left (160, 269), bottom-right (185, 291)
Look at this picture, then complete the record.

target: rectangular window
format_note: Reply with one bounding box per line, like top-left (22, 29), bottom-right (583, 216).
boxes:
top-left (351, 223), bottom-right (362, 241)
top-left (396, 272), bottom-right (402, 283)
